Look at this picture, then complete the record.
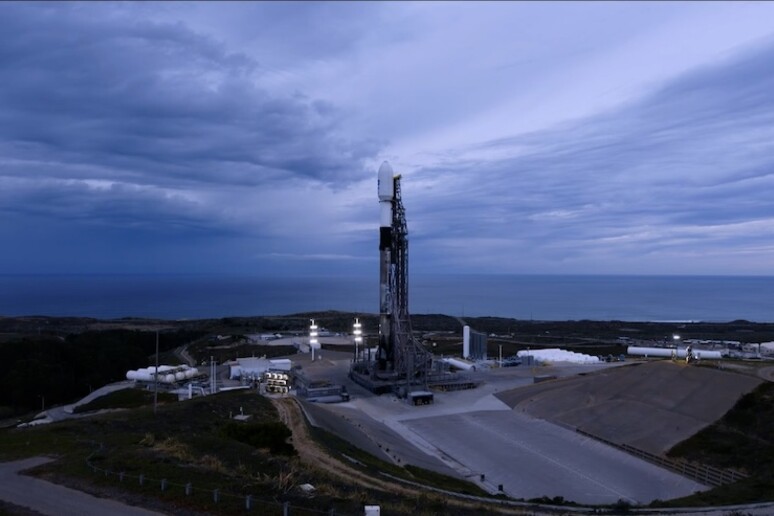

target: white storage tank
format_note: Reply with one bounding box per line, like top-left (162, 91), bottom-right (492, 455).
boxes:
top-left (627, 346), bottom-right (724, 360)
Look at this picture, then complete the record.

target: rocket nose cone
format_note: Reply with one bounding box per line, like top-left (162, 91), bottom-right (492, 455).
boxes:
top-left (378, 161), bottom-right (395, 200)
top-left (378, 161), bottom-right (393, 176)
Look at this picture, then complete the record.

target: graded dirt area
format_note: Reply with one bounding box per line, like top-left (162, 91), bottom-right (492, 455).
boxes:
top-left (495, 361), bottom-right (762, 455)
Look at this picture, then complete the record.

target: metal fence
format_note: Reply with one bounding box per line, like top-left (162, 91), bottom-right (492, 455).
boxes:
top-left (575, 428), bottom-right (748, 486)
top-left (85, 448), bottom-right (340, 515)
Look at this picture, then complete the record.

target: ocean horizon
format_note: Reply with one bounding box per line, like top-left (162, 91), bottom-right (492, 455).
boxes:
top-left (1, 273), bottom-right (773, 323)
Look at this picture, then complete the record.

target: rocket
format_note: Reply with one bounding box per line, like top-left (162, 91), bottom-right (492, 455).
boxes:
top-left (377, 161), bottom-right (394, 370)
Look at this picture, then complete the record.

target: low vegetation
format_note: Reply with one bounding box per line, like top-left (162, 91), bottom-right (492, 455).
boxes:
top-left (1, 391), bottom-right (492, 515)
top-left (0, 329), bottom-right (203, 415)
top-left (221, 420), bottom-right (295, 456)
top-left (1, 392), bottom-right (319, 514)
top-left (3, 314), bottom-right (774, 512)
top-left (308, 424), bottom-right (490, 498)
top-left (72, 389), bottom-right (178, 414)
top-left (664, 381), bottom-right (774, 506)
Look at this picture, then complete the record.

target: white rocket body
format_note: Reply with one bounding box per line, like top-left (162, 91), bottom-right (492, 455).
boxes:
top-left (378, 162), bottom-right (394, 227)
top-left (377, 161), bottom-right (394, 369)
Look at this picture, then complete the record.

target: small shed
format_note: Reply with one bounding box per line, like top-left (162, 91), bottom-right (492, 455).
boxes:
top-left (408, 390), bottom-right (434, 406)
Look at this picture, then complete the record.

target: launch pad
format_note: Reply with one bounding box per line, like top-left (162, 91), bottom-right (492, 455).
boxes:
top-left (349, 162), bottom-right (476, 402)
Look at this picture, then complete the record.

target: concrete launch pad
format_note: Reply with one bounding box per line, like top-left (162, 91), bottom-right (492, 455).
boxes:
top-left (403, 410), bottom-right (704, 504)
top-left (293, 355), bottom-right (763, 505)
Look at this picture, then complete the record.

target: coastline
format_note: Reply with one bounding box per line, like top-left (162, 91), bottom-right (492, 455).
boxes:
top-left (2, 273), bottom-right (774, 322)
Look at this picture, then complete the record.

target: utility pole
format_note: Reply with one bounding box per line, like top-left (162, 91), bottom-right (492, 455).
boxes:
top-left (210, 355), bottom-right (216, 394)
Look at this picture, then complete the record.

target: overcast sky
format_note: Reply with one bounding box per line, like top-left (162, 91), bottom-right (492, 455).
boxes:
top-left (3, 1), bottom-right (774, 276)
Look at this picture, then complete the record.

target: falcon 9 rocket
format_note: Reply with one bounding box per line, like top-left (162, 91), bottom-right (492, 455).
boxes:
top-left (377, 161), bottom-right (394, 370)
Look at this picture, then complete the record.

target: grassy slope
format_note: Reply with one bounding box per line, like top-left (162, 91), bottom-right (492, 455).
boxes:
top-left (0, 392), bottom-right (494, 515)
top-left (72, 389), bottom-right (178, 413)
top-left (662, 381), bottom-right (774, 506)
top-left (0, 392), bottom-right (324, 514)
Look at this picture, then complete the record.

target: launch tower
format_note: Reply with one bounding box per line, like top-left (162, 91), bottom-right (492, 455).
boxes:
top-left (350, 161), bottom-right (432, 396)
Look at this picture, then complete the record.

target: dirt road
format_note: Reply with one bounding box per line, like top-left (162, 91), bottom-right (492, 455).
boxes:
top-left (271, 397), bottom-right (405, 493)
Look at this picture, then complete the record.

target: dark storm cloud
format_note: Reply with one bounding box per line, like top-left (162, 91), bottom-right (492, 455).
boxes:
top-left (408, 39), bottom-right (774, 272)
top-left (0, 3), bottom-right (379, 193)
top-left (0, 3), bottom-right (383, 273)
top-left (0, 177), bottom-right (218, 235)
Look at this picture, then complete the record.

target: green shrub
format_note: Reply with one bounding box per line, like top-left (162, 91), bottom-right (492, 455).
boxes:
top-left (221, 421), bottom-right (295, 456)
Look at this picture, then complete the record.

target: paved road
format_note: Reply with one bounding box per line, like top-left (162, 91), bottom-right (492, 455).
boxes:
top-left (173, 343), bottom-right (196, 367)
top-left (35, 382), bottom-right (135, 424)
top-left (0, 457), bottom-right (165, 516)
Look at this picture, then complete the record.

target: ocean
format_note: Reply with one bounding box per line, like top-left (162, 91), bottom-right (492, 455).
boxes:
top-left (0, 274), bottom-right (773, 322)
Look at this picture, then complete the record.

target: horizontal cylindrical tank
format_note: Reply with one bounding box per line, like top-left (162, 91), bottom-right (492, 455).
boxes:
top-left (269, 359), bottom-right (292, 371)
top-left (627, 346), bottom-right (724, 360)
top-left (441, 357), bottom-right (476, 371)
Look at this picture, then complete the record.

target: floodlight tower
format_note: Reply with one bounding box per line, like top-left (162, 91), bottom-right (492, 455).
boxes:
top-left (309, 319), bottom-right (319, 361)
top-left (353, 318), bottom-right (363, 362)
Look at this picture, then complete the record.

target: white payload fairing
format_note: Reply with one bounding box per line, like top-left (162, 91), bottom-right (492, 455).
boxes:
top-left (378, 161), bottom-right (394, 228)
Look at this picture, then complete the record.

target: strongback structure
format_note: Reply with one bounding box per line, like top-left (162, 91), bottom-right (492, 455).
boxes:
top-left (377, 161), bottom-right (432, 384)
top-left (351, 161), bottom-right (475, 400)
top-left (351, 161), bottom-right (432, 397)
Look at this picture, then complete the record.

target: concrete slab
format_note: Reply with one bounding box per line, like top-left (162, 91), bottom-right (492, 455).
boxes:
top-left (284, 355), bottom-right (739, 504)
top-left (402, 410), bottom-right (707, 504)
top-left (496, 361), bottom-right (762, 454)
top-left (302, 401), bottom-right (463, 477)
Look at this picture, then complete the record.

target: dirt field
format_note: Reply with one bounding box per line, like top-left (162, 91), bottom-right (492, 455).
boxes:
top-left (495, 361), bottom-right (762, 454)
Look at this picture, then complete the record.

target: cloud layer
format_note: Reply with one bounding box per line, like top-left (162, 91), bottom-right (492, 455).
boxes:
top-left (0, 3), bottom-right (380, 272)
top-left (2, 2), bottom-right (774, 276)
top-left (407, 38), bottom-right (774, 274)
